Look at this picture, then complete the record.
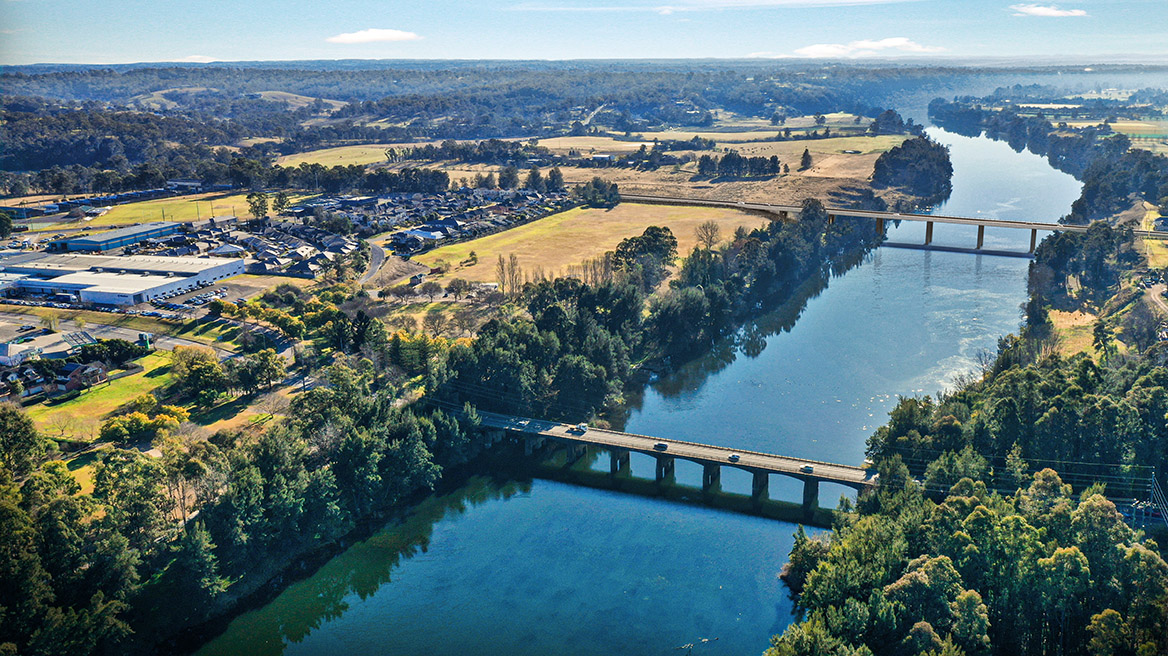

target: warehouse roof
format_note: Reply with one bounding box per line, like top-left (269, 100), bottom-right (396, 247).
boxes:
top-left (0, 252), bottom-right (229, 277)
top-left (61, 222), bottom-right (176, 245)
top-left (41, 271), bottom-right (182, 294)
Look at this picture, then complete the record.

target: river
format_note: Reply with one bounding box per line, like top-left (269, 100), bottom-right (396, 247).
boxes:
top-left (196, 127), bottom-right (1082, 656)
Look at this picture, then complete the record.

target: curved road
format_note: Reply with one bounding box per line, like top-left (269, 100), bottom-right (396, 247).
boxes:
top-left (359, 242), bottom-right (386, 284)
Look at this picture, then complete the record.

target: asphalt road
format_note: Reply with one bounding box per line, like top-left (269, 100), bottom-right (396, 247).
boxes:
top-left (359, 242), bottom-right (386, 283)
top-left (476, 410), bottom-right (874, 487)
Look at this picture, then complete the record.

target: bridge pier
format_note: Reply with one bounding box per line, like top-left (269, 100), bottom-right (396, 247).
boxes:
top-left (564, 443), bottom-right (586, 465)
top-left (876, 217), bottom-right (884, 235)
top-left (609, 448), bottom-right (630, 476)
top-left (924, 221), bottom-right (934, 245)
top-left (779, 210), bottom-right (789, 220)
top-left (702, 464), bottom-right (721, 493)
top-left (523, 436), bottom-right (545, 456)
top-left (976, 225), bottom-right (985, 250)
top-left (1029, 228), bottom-right (1037, 253)
top-left (802, 479), bottom-right (820, 520)
top-left (751, 472), bottom-right (769, 507)
top-left (827, 213), bottom-right (835, 225)
top-left (655, 456), bottom-right (675, 483)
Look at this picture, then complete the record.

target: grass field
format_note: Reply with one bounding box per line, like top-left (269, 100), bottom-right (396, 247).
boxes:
top-left (277, 144), bottom-right (406, 167)
top-left (536, 136), bottom-right (653, 154)
top-left (40, 191), bottom-right (319, 229)
top-left (87, 191), bottom-right (253, 226)
top-left (28, 352), bottom-right (173, 438)
top-left (1138, 202), bottom-right (1168, 267)
top-left (414, 202), bottom-right (769, 282)
top-left (1049, 310), bottom-right (1098, 358)
top-left (0, 305), bottom-right (179, 332)
top-left (255, 91), bottom-right (345, 112)
top-left (743, 134), bottom-right (905, 155)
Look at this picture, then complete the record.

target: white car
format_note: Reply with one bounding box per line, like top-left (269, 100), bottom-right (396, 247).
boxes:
top-left (575, 423), bottom-right (588, 434)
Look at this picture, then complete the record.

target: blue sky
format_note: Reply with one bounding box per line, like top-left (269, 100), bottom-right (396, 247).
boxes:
top-left (1, 0), bottom-right (1166, 65)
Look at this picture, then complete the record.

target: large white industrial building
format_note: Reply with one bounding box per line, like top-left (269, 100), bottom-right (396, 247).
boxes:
top-left (0, 252), bottom-right (244, 305)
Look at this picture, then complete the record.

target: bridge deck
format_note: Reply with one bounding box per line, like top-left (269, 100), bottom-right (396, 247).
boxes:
top-left (478, 411), bottom-right (875, 489)
top-left (621, 194), bottom-right (1168, 240)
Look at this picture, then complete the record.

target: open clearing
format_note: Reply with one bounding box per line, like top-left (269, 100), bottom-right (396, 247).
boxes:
top-left (1140, 202), bottom-right (1168, 267)
top-left (255, 91), bottom-right (346, 112)
top-left (413, 202), bottom-right (769, 283)
top-left (1049, 310), bottom-right (1097, 358)
top-left (536, 136), bottom-right (653, 154)
top-left (43, 191), bottom-right (318, 229)
top-left (277, 144), bottom-right (420, 167)
top-left (28, 352), bottom-right (173, 438)
top-left (391, 133), bottom-right (901, 206)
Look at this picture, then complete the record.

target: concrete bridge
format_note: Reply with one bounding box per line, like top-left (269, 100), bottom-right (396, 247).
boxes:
top-left (476, 410), bottom-right (876, 519)
top-left (621, 194), bottom-right (1168, 256)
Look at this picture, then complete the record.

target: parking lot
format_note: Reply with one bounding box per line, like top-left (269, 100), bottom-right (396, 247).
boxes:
top-left (0, 320), bottom-right (42, 343)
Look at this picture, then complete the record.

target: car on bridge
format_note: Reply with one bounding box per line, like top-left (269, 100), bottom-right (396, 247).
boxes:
top-left (569, 423), bottom-right (588, 434)
top-left (799, 465), bottom-right (814, 474)
top-left (727, 454), bottom-right (740, 462)
top-left (653, 442), bottom-right (668, 451)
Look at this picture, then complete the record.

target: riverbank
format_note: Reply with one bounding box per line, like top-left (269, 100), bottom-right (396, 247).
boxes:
top-left (193, 127), bottom-right (1080, 656)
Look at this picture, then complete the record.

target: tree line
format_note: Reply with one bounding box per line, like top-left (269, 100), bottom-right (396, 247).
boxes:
top-left (872, 136), bottom-right (954, 205)
top-left (769, 92), bottom-right (1168, 656)
top-left (430, 198), bottom-right (884, 421)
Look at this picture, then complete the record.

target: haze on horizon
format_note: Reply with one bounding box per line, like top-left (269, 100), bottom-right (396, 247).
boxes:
top-left (1, 0), bottom-right (1167, 66)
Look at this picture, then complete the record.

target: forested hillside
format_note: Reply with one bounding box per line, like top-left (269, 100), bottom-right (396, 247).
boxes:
top-left (769, 94), bottom-right (1168, 656)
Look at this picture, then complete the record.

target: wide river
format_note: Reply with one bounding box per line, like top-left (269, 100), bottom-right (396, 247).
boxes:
top-left (196, 127), bottom-right (1082, 656)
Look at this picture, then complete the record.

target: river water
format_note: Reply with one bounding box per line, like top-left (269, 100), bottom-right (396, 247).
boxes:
top-left (196, 127), bottom-right (1082, 656)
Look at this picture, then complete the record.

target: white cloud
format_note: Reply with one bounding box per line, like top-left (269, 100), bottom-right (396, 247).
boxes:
top-left (789, 37), bottom-right (945, 58)
top-left (177, 55), bottom-right (217, 63)
top-left (1009, 4), bottom-right (1087, 17)
top-left (326, 28), bottom-right (422, 44)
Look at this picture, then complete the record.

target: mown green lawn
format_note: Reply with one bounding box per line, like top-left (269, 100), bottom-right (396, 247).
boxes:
top-left (28, 352), bottom-right (173, 439)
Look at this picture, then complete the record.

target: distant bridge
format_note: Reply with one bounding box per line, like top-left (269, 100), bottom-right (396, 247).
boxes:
top-left (621, 194), bottom-right (1168, 257)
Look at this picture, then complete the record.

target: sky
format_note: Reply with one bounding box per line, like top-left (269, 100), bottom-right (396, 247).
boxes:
top-left (1, 0), bottom-right (1167, 65)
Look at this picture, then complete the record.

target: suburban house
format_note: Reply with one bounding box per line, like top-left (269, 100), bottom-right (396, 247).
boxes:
top-left (55, 362), bottom-right (108, 391)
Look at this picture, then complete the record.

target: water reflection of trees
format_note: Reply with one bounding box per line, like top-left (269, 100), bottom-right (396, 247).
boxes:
top-left (201, 476), bottom-right (531, 655)
top-left (616, 248), bottom-right (874, 428)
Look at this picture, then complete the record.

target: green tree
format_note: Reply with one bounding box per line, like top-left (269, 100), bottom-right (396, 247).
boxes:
top-left (271, 191), bottom-right (290, 216)
top-left (800, 148), bottom-right (813, 170)
top-left (185, 359), bottom-right (229, 406)
top-left (1093, 320), bottom-right (1116, 361)
top-left (246, 192), bottom-right (269, 220)
top-left (446, 278), bottom-right (472, 300)
top-left (498, 166), bottom-right (520, 189)
top-left (523, 167), bottom-right (545, 192)
top-left (0, 404), bottom-right (46, 479)
top-left (546, 167), bottom-right (565, 191)
top-left (93, 451), bottom-right (175, 557)
top-left (419, 280), bottom-right (443, 302)
top-left (0, 209), bottom-right (13, 239)
top-left (167, 523), bottom-right (227, 618)
top-left (247, 348), bottom-right (286, 390)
